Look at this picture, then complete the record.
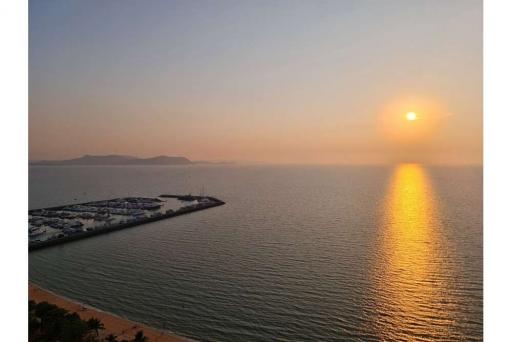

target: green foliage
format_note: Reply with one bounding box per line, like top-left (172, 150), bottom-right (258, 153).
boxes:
top-left (87, 317), bottom-right (105, 336)
top-left (60, 313), bottom-right (89, 342)
top-left (105, 334), bottom-right (118, 342)
top-left (28, 300), bottom-right (40, 336)
top-left (29, 300), bottom-right (37, 312)
top-left (28, 300), bottom-right (104, 342)
top-left (133, 330), bottom-right (148, 342)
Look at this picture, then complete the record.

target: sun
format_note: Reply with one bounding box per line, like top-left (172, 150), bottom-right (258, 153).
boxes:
top-left (379, 96), bottom-right (445, 143)
top-left (406, 112), bottom-right (417, 121)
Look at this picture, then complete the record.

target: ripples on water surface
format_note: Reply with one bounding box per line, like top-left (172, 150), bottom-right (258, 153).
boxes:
top-left (29, 164), bottom-right (482, 341)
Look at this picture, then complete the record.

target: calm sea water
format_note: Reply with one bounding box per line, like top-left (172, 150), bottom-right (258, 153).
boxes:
top-left (29, 164), bottom-right (482, 341)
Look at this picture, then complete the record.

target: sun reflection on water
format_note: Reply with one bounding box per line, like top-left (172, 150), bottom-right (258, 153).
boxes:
top-left (373, 164), bottom-right (456, 341)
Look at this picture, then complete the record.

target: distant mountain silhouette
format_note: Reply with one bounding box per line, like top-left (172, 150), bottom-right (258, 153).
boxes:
top-left (30, 154), bottom-right (193, 166)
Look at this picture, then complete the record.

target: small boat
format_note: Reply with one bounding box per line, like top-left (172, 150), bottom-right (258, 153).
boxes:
top-left (29, 227), bottom-right (46, 238)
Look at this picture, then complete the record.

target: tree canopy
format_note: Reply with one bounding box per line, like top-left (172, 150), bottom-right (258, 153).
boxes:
top-left (29, 300), bottom-right (119, 342)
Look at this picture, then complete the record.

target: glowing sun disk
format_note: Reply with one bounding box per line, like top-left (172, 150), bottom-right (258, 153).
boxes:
top-left (406, 112), bottom-right (417, 121)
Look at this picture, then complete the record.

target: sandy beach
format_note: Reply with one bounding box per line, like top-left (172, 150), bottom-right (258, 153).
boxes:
top-left (29, 283), bottom-right (193, 342)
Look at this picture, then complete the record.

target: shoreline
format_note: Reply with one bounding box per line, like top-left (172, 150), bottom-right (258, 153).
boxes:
top-left (29, 283), bottom-right (195, 342)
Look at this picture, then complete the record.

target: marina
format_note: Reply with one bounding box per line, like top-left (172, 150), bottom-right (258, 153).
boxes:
top-left (29, 195), bottom-right (225, 251)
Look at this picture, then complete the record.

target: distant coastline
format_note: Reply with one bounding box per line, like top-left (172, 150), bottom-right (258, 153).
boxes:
top-left (29, 154), bottom-right (233, 166)
top-left (29, 283), bottom-right (194, 342)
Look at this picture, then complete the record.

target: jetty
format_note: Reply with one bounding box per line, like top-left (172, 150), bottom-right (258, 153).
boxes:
top-left (29, 195), bottom-right (225, 251)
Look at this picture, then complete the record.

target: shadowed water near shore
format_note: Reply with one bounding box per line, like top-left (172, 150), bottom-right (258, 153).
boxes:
top-left (29, 164), bottom-right (482, 341)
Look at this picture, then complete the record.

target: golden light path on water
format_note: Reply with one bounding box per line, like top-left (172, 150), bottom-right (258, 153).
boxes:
top-left (373, 164), bottom-right (459, 341)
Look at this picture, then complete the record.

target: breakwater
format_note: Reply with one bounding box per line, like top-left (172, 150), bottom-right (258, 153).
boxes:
top-left (29, 196), bottom-right (225, 252)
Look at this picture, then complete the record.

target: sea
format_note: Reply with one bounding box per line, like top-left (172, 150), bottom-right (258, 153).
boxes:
top-left (29, 164), bottom-right (483, 341)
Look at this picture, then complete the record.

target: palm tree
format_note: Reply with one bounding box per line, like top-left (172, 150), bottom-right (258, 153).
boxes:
top-left (86, 317), bottom-right (105, 336)
top-left (105, 333), bottom-right (118, 342)
top-left (133, 330), bottom-right (148, 342)
top-left (35, 301), bottom-right (68, 331)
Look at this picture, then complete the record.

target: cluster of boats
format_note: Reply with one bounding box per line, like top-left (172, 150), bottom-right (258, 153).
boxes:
top-left (28, 195), bottom-right (225, 250)
top-left (28, 197), bottom-right (166, 241)
top-left (62, 205), bottom-right (144, 217)
top-left (28, 226), bottom-right (46, 238)
top-left (28, 216), bottom-right (84, 239)
top-left (31, 209), bottom-right (93, 220)
top-left (60, 197), bottom-right (162, 216)
top-left (86, 197), bottom-right (163, 210)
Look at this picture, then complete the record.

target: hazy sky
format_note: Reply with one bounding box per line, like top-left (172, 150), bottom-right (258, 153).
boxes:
top-left (29, 0), bottom-right (482, 164)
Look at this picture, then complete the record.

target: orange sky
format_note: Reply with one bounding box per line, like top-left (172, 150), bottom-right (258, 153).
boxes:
top-left (29, 0), bottom-right (482, 164)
